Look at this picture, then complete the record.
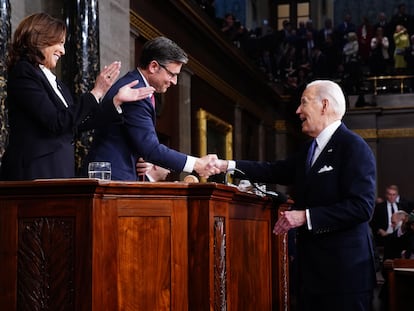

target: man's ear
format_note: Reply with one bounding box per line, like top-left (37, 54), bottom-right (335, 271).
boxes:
top-left (321, 98), bottom-right (329, 113)
top-left (148, 60), bottom-right (159, 74)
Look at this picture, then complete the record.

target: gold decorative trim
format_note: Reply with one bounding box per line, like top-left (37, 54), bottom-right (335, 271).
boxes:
top-left (352, 128), bottom-right (414, 139)
top-left (378, 128), bottom-right (414, 138)
top-left (197, 108), bottom-right (233, 159)
top-left (352, 129), bottom-right (378, 139)
top-left (130, 11), bottom-right (161, 39)
top-left (274, 120), bottom-right (287, 132)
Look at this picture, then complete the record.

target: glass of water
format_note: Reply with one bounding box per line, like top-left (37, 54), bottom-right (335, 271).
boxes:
top-left (88, 162), bottom-right (111, 180)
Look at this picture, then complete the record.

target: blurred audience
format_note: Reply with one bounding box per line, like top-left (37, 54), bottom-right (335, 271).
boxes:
top-left (393, 24), bottom-right (410, 73)
top-left (201, 3), bottom-right (414, 96)
top-left (370, 26), bottom-right (390, 75)
top-left (357, 16), bottom-right (374, 66)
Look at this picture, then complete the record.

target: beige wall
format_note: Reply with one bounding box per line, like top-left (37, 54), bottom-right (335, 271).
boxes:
top-left (11, 0), bottom-right (131, 76)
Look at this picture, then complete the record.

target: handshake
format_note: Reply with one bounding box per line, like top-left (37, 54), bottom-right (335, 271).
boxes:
top-left (136, 154), bottom-right (229, 179)
top-left (194, 154), bottom-right (229, 177)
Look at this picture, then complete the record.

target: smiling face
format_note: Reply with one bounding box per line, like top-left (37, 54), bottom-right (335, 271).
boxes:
top-left (40, 37), bottom-right (65, 70)
top-left (296, 85), bottom-right (326, 137)
top-left (148, 61), bottom-right (182, 93)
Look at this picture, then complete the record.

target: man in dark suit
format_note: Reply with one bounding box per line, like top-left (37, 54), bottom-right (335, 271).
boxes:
top-left (370, 184), bottom-right (413, 247)
top-left (85, 37), bottom-right (219, 180)
top-left (214, 80), bottom-right (377, 311)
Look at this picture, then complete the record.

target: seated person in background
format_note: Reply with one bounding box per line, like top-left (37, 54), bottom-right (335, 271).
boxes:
top-left (383, 210), bottom-right (409, 260)
top-left (402, 212), bottom-right (414, 259)
top-left (379, 210), bottom-right (412, 304)
top-left (370, 184), bottom-right (412, 247)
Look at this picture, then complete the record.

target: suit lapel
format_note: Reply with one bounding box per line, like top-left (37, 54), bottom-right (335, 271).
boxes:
top-left (307, 124), bottom-right (344, 176)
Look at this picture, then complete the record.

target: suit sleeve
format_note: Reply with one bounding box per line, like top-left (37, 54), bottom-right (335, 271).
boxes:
top-left (8, 61), bottom-right (99, 135)
top-left (119, 99), bottom-right (188, 172)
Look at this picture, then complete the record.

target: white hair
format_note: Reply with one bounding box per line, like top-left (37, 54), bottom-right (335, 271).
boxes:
top-left (306, 80), bottom-right (346, 118)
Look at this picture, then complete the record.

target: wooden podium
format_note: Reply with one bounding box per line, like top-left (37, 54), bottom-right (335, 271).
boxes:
top-left (383, 259), bottom-right (414, 311)
top-left (0, 179), bottom-right (289, 310)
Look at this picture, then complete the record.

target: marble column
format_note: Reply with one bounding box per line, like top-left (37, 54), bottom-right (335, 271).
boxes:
top-left (62, 0), bottom-right (100, 173)
top-left (0, 0), bottom-right (11, 162)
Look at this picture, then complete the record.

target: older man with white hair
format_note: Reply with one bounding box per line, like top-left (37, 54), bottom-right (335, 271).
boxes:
top-left (214, 80), bottom-right (377, 311)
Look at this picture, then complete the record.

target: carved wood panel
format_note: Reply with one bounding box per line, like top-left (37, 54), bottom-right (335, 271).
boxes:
top-left (17, 217), bottom-right (75, 310)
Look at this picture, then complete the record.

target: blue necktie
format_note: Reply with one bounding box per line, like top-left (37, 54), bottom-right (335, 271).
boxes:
top-left (306, 139), bottom-right (316, 173)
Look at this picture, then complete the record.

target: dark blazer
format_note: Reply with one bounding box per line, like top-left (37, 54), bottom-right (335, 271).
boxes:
top-left (235, 124), bottom-right (377, 296)
top-left (86, 69), bottom-right (188, 181)
top-left (0, 59), bottom-right (119, 180)
top-left (370, 201), bottom-right (393, 237)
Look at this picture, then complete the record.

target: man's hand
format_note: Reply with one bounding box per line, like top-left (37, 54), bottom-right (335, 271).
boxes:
top-left (213, 159), bottom-right (229, 173)
top-left (273, 210), bottom-right (306, 235)
top-left (136, 157), bottom-right (170, 181)
top-left (378, 228), bottom-right (388, 237)
top-left (136, 157), bottom-right (153, 176)
top-left (194, 154), bottom-right (220, 177)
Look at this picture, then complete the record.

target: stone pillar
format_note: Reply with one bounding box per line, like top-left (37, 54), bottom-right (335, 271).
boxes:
top-left (177, 68), bottom-right (193, 155)
top-left (177, 68), bottom-right (192, 180)
top-left (0, 0), bottom-right (11, 161)
top-left (258, 121), bottom-right (265, 161)
top-left (274, 119), bottom-right (289, 194)
top-left (233, 105), bottom-right (242, 159)
top-left (62, 0), bottom-right (100, 173)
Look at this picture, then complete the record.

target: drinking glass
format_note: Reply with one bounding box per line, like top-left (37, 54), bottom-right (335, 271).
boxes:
top-left (88, 162), bottom-right (111, 180)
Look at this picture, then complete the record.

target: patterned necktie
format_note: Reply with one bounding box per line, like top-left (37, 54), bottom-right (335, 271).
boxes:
top-left (306, 139), bottom-right (316, 173)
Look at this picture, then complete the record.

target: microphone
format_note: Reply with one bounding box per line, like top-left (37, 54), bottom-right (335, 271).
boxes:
top-left (225, 168), bottom-right (288, 206)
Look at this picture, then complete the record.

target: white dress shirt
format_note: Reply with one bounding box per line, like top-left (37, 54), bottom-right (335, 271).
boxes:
top-left (40, 65), bottom-right (68, 108)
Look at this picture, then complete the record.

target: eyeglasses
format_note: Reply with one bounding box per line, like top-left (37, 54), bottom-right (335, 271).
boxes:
top-left (158, 63), bottom-right (179, 79)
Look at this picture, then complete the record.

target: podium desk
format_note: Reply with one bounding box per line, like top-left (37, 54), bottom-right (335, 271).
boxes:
top-left (0, 179), bottom-right (288, 311)
top-left (383, 259), bottom-right (414, 311)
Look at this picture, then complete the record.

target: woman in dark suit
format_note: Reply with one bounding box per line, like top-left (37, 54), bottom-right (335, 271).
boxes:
top-left (0, 13), bottom-right (154, 180)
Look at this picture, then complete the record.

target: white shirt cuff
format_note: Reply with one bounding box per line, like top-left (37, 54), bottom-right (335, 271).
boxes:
top-left (183, 156), bottom-right (197, 173)
top-left (115, 105), bottom-right (122, 114)
top-left (227, 160), bottom-right (236, 172)
top-left (306, 208), bottom-right (312, 230)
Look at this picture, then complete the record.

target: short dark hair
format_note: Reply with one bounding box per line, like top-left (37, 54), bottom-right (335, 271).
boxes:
top-left (139, 36), bottom-right (188, 68)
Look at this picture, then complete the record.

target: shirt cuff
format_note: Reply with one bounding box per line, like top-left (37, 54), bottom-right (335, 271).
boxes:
top-left (306, 208), bottom-right (312, 230)
top-left (183, 156), bottom-right (197, 173)
top-left (227, 160), bottom-right (236, 172)
top-left (146, 173), bottom-right (155, 182)
top-left (115, 105), bottom-right (123, 114)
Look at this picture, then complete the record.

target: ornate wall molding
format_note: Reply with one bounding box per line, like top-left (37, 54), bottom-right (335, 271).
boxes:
top-left (352, 128), bottom-right (414, 139)
top-left (378, 128), bottom-right (414, 138)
